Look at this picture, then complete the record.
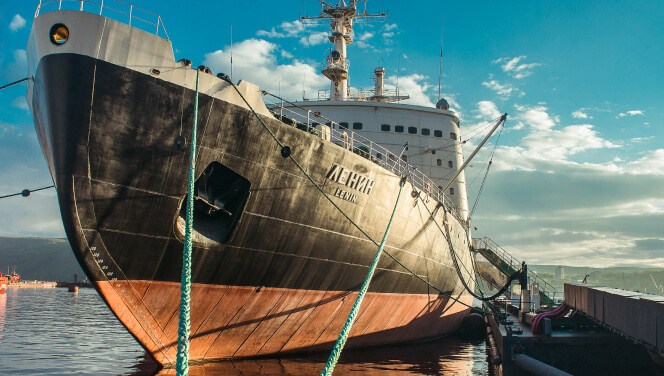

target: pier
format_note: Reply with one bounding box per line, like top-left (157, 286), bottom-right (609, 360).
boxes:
top-left (473, 237), bottom-right (664, 375)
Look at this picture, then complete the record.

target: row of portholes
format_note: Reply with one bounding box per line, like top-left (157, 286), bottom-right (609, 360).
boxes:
top-left (321, 121), bottom-right (457, 141)
top-left (381, 124), bottom-right (457, 140)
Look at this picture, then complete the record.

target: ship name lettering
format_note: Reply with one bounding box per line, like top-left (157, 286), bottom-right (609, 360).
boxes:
top-left (326, 163), bottom-right (375, 195)
top-left (334, 188), bottom-right (357, 203)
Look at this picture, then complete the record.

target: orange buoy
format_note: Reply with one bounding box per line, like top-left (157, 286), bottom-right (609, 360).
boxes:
top-left (68, 285), bottom-right (79, 292)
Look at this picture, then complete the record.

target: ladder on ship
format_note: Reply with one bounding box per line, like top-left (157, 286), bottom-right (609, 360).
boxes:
top-left (472, 237), bottom-right (557, 306)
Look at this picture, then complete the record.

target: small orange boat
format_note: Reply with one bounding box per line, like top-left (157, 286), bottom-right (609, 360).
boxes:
top-left (0, 272), bottom-right (7, 293)
top-left (8, 266), bottom-right (20, 282)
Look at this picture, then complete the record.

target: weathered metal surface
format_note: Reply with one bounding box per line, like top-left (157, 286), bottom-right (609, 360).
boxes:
top-left (97, 281), bottom-right (472, 362)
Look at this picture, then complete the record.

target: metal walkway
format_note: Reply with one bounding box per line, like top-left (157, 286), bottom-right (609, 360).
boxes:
top-left (473, 237), bottom-right (557, 306)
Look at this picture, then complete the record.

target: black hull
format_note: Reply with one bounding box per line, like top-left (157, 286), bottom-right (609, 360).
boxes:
top-left (32, 53), bottom-right (468, 295)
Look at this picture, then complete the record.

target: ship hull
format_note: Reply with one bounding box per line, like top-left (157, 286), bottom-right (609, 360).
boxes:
top-left (98, 280), bottom-right (471, 364)
top-left (27, 10), bottom-right (475, 365)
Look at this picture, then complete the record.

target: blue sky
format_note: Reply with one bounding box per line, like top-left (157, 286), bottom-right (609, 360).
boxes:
top-left (1, 1), bottom-right (662, 268)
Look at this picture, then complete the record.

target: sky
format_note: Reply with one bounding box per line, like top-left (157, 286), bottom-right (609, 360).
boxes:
top-left (1, 1), bottom-right (662, 268)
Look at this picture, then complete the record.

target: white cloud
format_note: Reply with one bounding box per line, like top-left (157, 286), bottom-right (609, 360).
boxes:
top-left (299, 31), bottom-right (328, 46)
top-left (482, 79), bottom-right (523, 99)
top-left (618, 110), bottom-right (644, 118)
top-left (203, 38), bottom-right (328, 101)
top-left (257, 20), bottom-right (305, 38)
top-left (571, 109), bottom-right (591, 119)
top-left (383, 23), bottom-right (398, 31)
top-left (625, 149), bottom-right (664, 175)
top-left (358, 32), bottom-right (374, 41)
top-left (631, 136), bottom-right (653, 143)
top-left (11, 96), bottom-right (28, 111)
top-left (492, 55), bottom-right (541, 79)
top-left (9, 14), bottom-right (26, 32)
top-left (476, 101), bottom-right (501, 120)
top-left (518, 105), bottom-right (556, 130)
top-left (474, 105), bottom-right (620, 171)
top-left (521, 124), bottom-right (618, 160)
top-left (384, 73), bottom-right (435, 107)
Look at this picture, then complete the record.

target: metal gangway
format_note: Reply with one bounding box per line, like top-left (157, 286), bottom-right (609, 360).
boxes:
top-left (473, 237), bottom-right (557, 306)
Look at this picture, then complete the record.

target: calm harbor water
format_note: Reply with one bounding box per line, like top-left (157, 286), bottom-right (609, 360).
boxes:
top-left (0, 288), bottom-right (489, 375)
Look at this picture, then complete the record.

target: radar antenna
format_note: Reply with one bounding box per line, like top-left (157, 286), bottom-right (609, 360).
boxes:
top-left (301, 1), bottom-right (386, 101)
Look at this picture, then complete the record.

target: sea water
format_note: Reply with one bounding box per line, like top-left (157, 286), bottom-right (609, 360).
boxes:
top-left (0, 288), bottom-right (489, 375)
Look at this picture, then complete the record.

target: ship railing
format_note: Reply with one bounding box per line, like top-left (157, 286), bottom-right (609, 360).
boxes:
top-left (321, 54), bottom-right (350, 74)
top-left (312, 88), bottom-right (409, 102)
top-left (262, 91), bottom-right (466, 225)
top-left (35, 0), bottom-right (169, 40)
top-left (473, 236), bottom-right (557, 304)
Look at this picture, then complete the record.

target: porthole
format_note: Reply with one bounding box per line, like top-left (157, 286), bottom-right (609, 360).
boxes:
top-left (49, 24), bottom-right (69, 46)
top-left (434, 130), bottom-right (443, 138)
top-left (421, 128), bottom-right (431, 136)
top-left (150, 68), bottom-right (161, 76)
top-left (381, 124), bottom-right (390, 131)
top-left (395, 125), bottom-right (404, 133)
top-left (408, 126), bottom-right (417, 134)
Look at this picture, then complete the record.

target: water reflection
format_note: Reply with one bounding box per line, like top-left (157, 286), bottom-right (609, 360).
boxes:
top-left (0, 293), bottom-right (6, 341)
top-left (140, 336), bottom-right (487, 376)
top-left (0, 288), bottom-right (487, 375)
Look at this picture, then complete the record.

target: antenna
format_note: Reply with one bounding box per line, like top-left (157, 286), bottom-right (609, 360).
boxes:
top-left (438, 19), bottom-right (443, 100)
top-left (230, 25), bottom-right (233, 82)
top-left (301, 0), bottom-right (386, 101)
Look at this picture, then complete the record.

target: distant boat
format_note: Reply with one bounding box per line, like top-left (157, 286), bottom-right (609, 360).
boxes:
top-left (8, 266), bottom-right (20, 283)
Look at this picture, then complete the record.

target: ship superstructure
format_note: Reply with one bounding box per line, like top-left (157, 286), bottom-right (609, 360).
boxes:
top-left (25, 0), bottom-right (478, 366)
top-left (282, 0), bottom-right (469, 217)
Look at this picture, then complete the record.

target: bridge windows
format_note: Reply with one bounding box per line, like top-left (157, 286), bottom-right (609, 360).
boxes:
top-left (448, 160), bottom-right (453, 168)
top-left (450, 132), bottom-right (457, 140)
top-left (395, 125), bottom-right (404, 133)
top-left (408, 126), bottom-right (417, 134)
top-left (353, 122), bottom-right (363, 130)
top-left (421, 128), bottom-right (431, 136)
top-left (434, 130), bottom-right (443, 138)
top-left (381, 124), bottom-right (390, 131)
top-left (339, 122), bottom-right (349, 129)
top-left (450, 187), bottom-right (455, 195)
top-left (437, 159), bottom-right (442, 166)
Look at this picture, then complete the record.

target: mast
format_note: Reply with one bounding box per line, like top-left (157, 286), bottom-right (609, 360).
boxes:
top-left (301, 1), bottom-right (385, 101)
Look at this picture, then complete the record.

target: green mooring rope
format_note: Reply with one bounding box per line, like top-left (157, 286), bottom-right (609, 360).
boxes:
top-left (176, 69), bottom-right (199, 375)
top-left (321, 177), bottom-right (406, 376)
top-left (222, 76), bottom-right (491, 315)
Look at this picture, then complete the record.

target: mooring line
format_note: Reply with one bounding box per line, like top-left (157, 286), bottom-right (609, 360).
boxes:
top-left (321, 177), bottom-right (405, 376)
top-left (221, 76), bottom-right (493, 314)
top-left (176, 69), bottom-right (199, 376)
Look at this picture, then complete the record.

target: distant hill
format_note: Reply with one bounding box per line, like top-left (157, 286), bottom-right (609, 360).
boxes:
top-left (0, 237), bottom-right (84, 282)
top-left (527, 264), bottom-right (664, 296)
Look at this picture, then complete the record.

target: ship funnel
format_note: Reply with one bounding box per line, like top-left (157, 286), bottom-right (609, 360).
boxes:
top-left (374, 67), bottom-right (385, 97)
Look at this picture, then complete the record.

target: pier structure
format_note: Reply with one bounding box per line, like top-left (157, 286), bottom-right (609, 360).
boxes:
top-left (484, 283), bottom-right (664, 375)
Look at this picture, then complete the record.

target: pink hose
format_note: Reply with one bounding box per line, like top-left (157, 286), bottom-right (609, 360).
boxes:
top-left (532, 303), bottom-right (570, 334)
